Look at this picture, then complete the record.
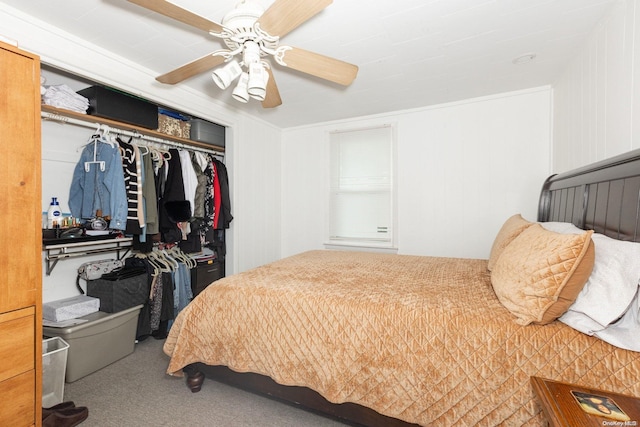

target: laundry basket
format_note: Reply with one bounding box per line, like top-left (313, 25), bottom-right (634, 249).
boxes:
top-left (42, 336), bottom-right (69, 407)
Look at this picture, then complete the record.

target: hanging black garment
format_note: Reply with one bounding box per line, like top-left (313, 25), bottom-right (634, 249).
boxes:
top-left (159, 148), bottom-right (186, 243)
top-left (202, 156), bottom-right (215, 244)
top-left (213, 158), bottom-right (233, 229)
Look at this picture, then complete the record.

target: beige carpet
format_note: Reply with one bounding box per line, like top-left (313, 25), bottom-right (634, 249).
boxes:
top-left (63, 337), bottom-right (347, 426)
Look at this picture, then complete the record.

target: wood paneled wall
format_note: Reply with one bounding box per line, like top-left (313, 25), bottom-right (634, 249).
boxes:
top-left (553, 0), bottom-right (640, 173)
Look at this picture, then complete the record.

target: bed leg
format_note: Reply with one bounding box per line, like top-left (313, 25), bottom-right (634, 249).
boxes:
top-left (183, 364), bottom-right (205, 393)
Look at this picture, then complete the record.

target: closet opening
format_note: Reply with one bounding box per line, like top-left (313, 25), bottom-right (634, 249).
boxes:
top-left (40, 64), bottom-right (233, 336)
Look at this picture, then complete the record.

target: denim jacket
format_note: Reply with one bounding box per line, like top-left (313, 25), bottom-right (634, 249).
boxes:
top-left (68, 136), bottom-right (128, 230)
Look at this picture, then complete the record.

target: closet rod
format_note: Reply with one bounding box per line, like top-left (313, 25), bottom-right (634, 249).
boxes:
top-left (41, 110), bottom-right (224, 157)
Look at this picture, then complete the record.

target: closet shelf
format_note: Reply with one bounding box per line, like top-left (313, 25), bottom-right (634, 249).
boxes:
top-left (41, 105), bottom-right (225, 153)
top-left (43, 237), bottom-right (133, 276)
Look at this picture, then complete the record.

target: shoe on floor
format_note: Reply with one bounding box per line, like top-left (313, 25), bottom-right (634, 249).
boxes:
top-left (42, 406), bottom-right (88, 427)
top-left (43, 401), bottom-right (75, 419)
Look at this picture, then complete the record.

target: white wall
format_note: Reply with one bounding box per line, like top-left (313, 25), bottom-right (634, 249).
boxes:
top-left (0, 6), bottom-right (282, 302)
top-left (231, 115), bottom-right (282, 273)
top-left (281, 87), bottom-right (552, 259)
top-left (553, 0), bottom-right (640, 172)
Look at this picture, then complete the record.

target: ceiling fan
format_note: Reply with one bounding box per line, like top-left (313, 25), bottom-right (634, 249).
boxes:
top-left (128, 0), bottom-right (359, 108)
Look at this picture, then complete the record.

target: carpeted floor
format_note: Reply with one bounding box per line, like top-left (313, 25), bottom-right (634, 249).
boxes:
top-left (63, 337), bottom-right (347, 426)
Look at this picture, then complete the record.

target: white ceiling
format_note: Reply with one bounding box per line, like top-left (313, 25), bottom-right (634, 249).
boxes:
top-left (1, 0), bottom-right (618, 128)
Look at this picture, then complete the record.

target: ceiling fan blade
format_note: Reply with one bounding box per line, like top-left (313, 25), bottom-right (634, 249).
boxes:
top-left (128, 0), bottom-right (225, 33)
top-left (156, 53), bottom-right (227, 84)
top-left (279, 47), bottom-right (358, 86)
top-left (256, 0), bottom-right (332, 38)
top-left (262, 67), bottom-right (282, 108)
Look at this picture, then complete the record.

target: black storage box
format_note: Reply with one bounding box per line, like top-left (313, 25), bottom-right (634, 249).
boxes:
top-left (77, 86), bottom-right (158, 129)
top-left (87, 272), bottom-right (149, 313)
top-left (190, 259), bottom-right (224, 297)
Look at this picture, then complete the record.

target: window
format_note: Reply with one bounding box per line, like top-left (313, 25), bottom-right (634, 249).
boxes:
top-left (328, 125), bottom-right (395, 248)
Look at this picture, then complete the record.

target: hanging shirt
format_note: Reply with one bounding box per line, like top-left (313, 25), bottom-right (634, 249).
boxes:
top-left (142, 151), bottom-right (159, 235)
top-left (178, 149), bottom-right (198, 216)
top-left (117, 137), bottom-right (143, 235)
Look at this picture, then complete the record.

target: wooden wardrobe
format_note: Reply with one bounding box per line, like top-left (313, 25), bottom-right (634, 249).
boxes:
top-left (0, 41), bottom-right (43, 426)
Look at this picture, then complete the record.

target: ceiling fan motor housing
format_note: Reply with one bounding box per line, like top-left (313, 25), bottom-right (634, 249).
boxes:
top-left (221, 1), bottom-right (275, 54)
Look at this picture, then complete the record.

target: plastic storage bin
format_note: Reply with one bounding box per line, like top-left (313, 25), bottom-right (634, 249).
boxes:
top-left (42, 337), bottom-right (69, 407)
top-left (42, 305), bottom-right (142, 382)
top-left (189, 118), bottom-right (225, 146)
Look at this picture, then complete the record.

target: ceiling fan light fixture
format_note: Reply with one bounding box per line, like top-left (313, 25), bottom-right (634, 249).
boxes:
top-left (243, 40), bottom-right (262, 65)
top-left (211, 59), bottom-right (243, 89)
top-left (232, 72), bottom-right (250, 103)
top-left (247, 61), bottom-right (269, 101)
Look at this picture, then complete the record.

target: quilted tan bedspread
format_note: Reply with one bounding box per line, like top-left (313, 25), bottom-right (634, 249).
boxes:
top-left (164, 250), bottom-right (640, 426)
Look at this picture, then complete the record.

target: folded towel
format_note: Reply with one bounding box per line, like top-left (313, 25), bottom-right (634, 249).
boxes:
top-left (42, 84), bottom-right (89, 113)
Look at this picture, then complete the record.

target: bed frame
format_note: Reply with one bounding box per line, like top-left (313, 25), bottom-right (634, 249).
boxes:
top-left (539, 148), bottom-right (640, 242)
top-left (183, 148), bottom-right (640, 426)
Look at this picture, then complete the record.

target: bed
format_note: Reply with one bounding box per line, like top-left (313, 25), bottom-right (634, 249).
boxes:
top-left (163, 149), bottom-right (640, 426)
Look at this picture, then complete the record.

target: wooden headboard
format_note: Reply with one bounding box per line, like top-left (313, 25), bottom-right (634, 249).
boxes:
top-left (538, 148), bottom-right (640, 242)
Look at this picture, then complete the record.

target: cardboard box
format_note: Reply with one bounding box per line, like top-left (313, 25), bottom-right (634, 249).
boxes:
top-left (43, 295), bottom-right (100, 322)
top-left (43, 305), bottom-right (142, 382)
top-left (157, 108), bottom-right (191, 138)
top-left (158, 114), bottom-right (191, 138)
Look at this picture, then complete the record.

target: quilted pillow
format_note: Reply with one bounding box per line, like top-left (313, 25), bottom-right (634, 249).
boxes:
top-left (491, 224), bottom-right (595, 325)
top-left (487, 214), bottom-right (534, 271)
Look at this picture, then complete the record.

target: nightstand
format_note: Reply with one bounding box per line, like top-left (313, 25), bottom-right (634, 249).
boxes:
top-left (531, 376), bottom-right (640, 426)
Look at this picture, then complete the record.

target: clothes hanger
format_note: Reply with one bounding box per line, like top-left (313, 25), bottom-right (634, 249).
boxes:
top-left (167, 246), bottom-right (187, 265)
top-left (133, 252), bottom-right (160, 276)
top-left (84, 124), bottom-right (106, 172)
top-left (168, 246), bottom-right (197, 269)
top-left (77, 124), bottom-right (100, 152)
top-left (99, 125), bottom-right (115, 148)
top-left (148, 250), bottom-right (174, 273)
top-left (160, 249), bottom-right (181, 270)
top-left (137, 144), bottom-right (150, 155)
top-left (130, 131), bottom-right (149, 155)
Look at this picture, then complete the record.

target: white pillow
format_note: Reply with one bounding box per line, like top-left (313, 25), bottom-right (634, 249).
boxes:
top-left (540, 222), bottom-right (584, 234)
top-left (560, 289), bottom-right (640, 352)
top-left (563, 233), bottom-right (640, 327)
top-left (541, 222), bottom-right (640, 351)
